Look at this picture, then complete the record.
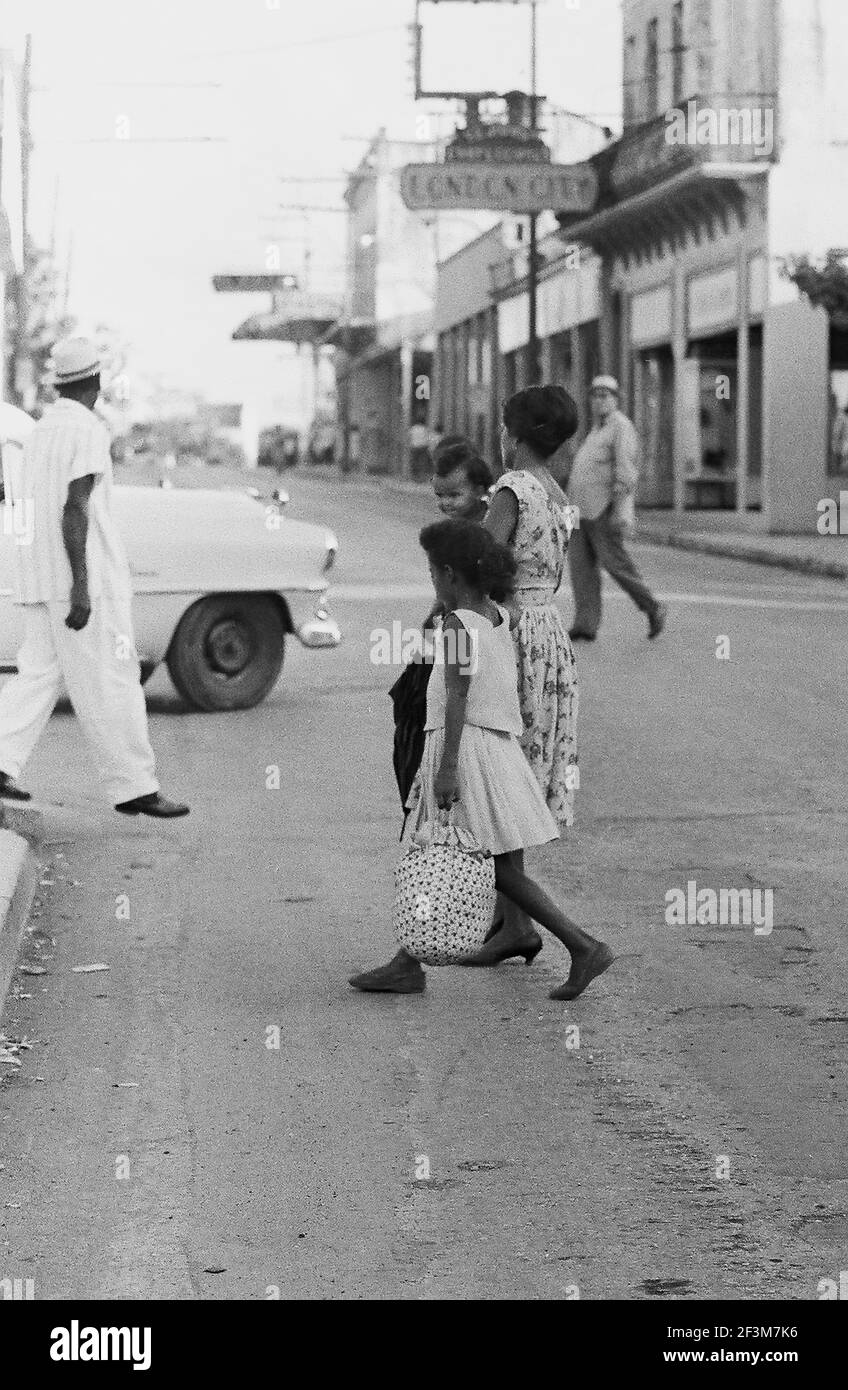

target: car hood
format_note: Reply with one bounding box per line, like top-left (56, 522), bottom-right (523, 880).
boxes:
top-left (113, 486), bottom-right (334, 594)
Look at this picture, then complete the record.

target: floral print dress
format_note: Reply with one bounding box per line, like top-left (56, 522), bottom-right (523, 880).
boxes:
top-left (490, 469), bottom-right (579, 826)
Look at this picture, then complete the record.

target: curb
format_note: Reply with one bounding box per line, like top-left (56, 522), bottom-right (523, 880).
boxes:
top-left (635, 527), bottom-right (848, 582)
top-left (0, 811), bottom-right (42, 1017)
top-left (294, 465), bottom-right (848, 581)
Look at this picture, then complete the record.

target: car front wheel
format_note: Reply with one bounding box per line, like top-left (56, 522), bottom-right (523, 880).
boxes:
top-left (166, 594), bottom-right (285, 711)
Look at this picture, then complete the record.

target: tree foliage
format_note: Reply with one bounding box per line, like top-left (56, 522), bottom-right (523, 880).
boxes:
top-left (3, 237), bottom-right (75, 410)
top-left (779, 250), bottom-right (848, 327)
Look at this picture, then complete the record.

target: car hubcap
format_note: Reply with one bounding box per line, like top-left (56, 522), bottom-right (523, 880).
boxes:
top-left (206, 618), bottom-right (253, 676)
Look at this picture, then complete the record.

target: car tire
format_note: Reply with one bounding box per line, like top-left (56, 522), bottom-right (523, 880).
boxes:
top-left (166, 594), bottom-right (285, 712)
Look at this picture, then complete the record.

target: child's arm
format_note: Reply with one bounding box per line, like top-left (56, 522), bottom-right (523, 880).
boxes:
top-left (422, 599), bottom-right (445, 632)
top-left (434, 613), bottom-right (472, 809)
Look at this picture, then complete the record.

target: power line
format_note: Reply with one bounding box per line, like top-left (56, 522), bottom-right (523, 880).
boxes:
top-left (41, 136), bottom-right (228, 145)
top-left (33, 80), bottom-right (223, 91)
top-left (176, 22), bottom-right (406, 61)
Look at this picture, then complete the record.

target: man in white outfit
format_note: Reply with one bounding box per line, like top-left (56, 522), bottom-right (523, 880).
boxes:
top-left (0, 337), bottom-right (188, 818)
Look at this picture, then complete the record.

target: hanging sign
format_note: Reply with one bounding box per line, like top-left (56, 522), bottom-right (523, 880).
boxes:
top-left (399, 160), bottom-right (597, 213)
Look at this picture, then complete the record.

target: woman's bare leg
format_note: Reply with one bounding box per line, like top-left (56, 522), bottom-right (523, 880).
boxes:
top-left (495, 852), bottom-right (592, 955)
top-left (495, 853), bottom-right (615, 999)
top-left (461, 850), bottom-right (542, 964)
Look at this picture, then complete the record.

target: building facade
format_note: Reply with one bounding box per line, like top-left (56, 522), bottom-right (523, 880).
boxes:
top-left (331, 130), bottom-right (494, 476)
top-left (433, 1), bottom-right (848, 534)
top-left (434, 223), bottom-right (604, 471)
top-left (559, 0), bottom-right (848, 533)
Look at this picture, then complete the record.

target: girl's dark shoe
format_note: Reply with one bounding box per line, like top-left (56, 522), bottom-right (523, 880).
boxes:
top-left (459, 924), bottom-right (543, 967)
top-left (0, 772), bottom-right (31, 802)
top-left (568, 627), bottom-right (596, 641)
top-left (349, 949), bottom-right (426, 993)
top-left (549, 942), bottom-right (615, 1000)
top-left (115, 792), bottom-right (189, 818)
top-left (647, 603), bottom-right (667, 639)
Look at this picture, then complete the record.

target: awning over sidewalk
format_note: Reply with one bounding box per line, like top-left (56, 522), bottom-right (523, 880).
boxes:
top-left (233, 292), bottom-right (342, 346)
top-left (556, 163), bottom-right (767, 260)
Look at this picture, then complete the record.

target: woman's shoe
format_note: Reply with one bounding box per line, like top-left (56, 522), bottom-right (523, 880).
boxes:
top-left (459, 925), bottom-right (543, 967)
top-left (549, 942), bottom-right (615, 1000)
top-left (349, 949), bottom-right (426, 993)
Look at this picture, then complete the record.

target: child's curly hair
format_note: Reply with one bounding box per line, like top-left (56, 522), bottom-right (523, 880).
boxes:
top-left (419, 518), bottom-right (516, 603)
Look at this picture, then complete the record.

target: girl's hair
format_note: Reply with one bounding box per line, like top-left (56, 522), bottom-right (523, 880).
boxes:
top-left (502, 384), bottom-right (579, 459)
top-left (432, 434), bottom-right (493, 491)
top-left (420, 518), bottom-right (516, 603)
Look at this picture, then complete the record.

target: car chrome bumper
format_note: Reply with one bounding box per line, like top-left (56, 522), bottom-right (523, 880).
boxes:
top-left (295, 601), bottom-right (341, 650)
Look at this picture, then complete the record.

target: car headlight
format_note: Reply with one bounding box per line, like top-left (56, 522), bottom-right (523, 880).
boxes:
top-left (323, 531), bottom-right (338, 573)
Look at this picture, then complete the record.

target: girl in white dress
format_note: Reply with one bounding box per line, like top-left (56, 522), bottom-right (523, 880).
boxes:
top-left (351, 518), bottom-right (614, 1002)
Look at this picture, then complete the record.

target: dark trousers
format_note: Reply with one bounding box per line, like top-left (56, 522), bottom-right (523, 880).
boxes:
top-left (568, 508), bottom-right (660, 635)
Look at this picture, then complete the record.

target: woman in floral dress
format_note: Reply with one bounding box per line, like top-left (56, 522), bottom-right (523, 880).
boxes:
top-left (467, 384), bottom-right (581, 966)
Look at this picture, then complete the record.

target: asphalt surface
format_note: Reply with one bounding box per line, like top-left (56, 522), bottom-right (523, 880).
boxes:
top-left (1, 467), bottom-right (847, 1300)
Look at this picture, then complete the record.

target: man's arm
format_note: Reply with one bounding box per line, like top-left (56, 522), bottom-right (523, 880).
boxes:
top-left (63, 474), bottom-right (96, 630)
top-left (611, 415), bottom-right (639, 503)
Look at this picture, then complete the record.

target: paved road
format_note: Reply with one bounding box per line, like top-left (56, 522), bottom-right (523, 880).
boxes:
top-left (1, 468), bottom-right (846, 1300)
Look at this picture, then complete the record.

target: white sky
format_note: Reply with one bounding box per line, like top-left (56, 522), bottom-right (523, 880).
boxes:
top-left (5, 0), bottom-right (622, 425)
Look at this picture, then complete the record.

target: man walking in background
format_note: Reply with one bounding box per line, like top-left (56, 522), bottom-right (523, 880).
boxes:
top-left (0, 337), bottom-right (189, 818)
top-left (567, 374), bottom-right (666, 642)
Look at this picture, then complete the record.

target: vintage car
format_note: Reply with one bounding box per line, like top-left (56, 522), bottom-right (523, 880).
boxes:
top-left (0, 403), bottom-right (340, 712)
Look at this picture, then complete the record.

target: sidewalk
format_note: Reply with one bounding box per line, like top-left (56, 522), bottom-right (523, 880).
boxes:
top-left (635, 515), bottom-right (848, 581)
top-left (305, 466), bottom-right (848, 581)
top-left (0, 806), bottom-right (41, 1016)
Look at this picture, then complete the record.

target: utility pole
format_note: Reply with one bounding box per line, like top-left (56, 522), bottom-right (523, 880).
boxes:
top-left (16, 35), bottom-right (32, 405)
top-left (527, 0), bottom-right (540, 386)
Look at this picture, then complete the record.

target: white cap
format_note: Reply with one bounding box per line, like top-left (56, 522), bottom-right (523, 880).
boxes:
top-left (590, 374), bottom-right (619, 394)
top-left (48, 336), bottom-right (101, 386)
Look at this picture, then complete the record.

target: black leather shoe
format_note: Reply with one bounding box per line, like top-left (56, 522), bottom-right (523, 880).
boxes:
top-left (648, 602), bottom-right (667, 639)
top-left (115, 792), bottom-right (190, 818)
top-left (0, 772), bottom-right (31, 802)
top-left (349, 950), bottom-right (426, 993)
top-left (568, 627), bottom-right (596, 642)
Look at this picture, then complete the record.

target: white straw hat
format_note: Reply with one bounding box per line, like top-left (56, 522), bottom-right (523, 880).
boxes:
top-left (48, 336), bottom-right (101, 386)
top-left (590, 374), bottom-right (619, 394)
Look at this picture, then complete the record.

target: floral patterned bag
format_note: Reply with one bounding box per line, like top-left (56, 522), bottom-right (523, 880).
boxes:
top-left (392, 807), bottom-right (497, 966)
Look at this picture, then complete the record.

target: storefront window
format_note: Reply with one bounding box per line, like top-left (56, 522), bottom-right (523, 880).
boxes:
top-left (684, 336), bottom-right (740, 509)
top-left (468, 330), bottom-right (479, 387)
top-left (480, 317), bottom-right (491, 386)
top-left (635, 347), bottom-right (674, 506)
top-left (829, 371), bottom-right (848, 476)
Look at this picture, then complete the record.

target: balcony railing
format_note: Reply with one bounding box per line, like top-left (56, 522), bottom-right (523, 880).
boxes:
top-left (594, 93), bottom-right (778, 207)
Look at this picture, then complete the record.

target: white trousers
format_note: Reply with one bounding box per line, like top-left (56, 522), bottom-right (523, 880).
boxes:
top-left (0, 597), bottom-right (159, 804)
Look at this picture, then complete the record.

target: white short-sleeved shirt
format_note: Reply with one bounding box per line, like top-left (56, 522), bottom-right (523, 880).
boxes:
top-left (7, 398), bottom-right (132, 606)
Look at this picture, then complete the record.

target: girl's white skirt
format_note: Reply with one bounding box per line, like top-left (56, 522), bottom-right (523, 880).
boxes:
top-left (408, 726), bottom-right (559, 856)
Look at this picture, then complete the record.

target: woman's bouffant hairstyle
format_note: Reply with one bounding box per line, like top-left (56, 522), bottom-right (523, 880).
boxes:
top-left (420, 517), bottom-right (516, 603)
top-left (502, 384), bottom-right (579, 459)
top-left (432, 435), bottom-right (494, 491)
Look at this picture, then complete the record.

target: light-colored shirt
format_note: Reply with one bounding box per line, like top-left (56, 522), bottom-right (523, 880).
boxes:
top-left (424, 606), bottom-right (523, 736)
top-left (568, 409), bottom-right (639, 522)
top-left (7, 398), bottom-right (132, 605)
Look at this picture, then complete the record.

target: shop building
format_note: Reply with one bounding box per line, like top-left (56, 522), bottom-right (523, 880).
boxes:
top-left (330, 129), bottom-right (494, 476)
top-left (434, 223), bottom-right (604, 466)
top-left (432, 107), bottom-right (610, 466)
top-left (555, 0), bottom-right (848, 533)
